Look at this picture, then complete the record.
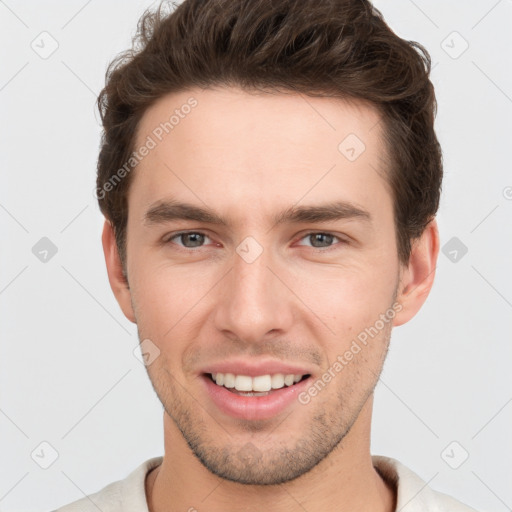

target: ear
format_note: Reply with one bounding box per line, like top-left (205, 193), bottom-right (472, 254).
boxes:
top-left (393, 219), bottom-right (440, 327)
top-left (101, 219), bottom-right (136, 324)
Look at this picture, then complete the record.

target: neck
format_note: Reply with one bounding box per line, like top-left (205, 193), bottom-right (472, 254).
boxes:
top-left (146, 396), bottom-right (396, 512)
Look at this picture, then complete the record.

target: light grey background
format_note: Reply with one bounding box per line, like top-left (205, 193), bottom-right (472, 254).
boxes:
top-left (1, 1), bottom-right (511, 511)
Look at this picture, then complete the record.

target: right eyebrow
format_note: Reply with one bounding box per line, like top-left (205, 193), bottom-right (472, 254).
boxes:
top-left (143, 200), bottom-right (229, 226)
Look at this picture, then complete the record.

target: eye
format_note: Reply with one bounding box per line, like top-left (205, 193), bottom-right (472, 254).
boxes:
top-left (296, 232), bottom-right (344, 250)
top-left (167, 231), bottom-right (213, 249)
top-left (164, 231), bottom-right (346, 252)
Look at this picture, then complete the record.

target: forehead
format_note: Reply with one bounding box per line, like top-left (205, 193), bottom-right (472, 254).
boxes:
top-left (135, 86), bottom-right (385, 154)
top-left (129, 86), bottom-right (391, 225)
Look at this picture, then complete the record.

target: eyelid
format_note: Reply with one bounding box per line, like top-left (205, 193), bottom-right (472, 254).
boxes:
top-left (165, 230), bottom-right (347, 251)
top-left (294, 231), bottom-right (347, 251)
top-left (165, 230), bottom-right (215, 248)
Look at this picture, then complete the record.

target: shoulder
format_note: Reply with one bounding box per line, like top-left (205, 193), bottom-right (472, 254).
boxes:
top-left (372, 455), bottom-right (481, 512)
top-left (52, 456), bottom-right (163, 512)
top-left (53, 479), bottom-right (122, 512)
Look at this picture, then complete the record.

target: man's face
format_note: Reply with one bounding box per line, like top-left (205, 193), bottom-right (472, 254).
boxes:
top-left (122, 87), bottom-right (404, 484)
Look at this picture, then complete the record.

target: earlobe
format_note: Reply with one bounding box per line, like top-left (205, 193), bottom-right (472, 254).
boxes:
top-left (393, 219), bottom-right (440, 327)
top-left (101, 220), bottom-right (137, 324)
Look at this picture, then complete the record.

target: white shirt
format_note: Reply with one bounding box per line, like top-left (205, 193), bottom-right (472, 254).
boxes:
top-left (54, 455), bottom-right (479, 511)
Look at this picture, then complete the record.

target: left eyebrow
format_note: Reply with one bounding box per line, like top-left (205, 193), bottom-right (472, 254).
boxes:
top-left (272, 201), bottom-right (372, 226)
top-left (142, 199), bottom-right (372, 228)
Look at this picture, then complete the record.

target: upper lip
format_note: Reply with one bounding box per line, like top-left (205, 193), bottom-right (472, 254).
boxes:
top-left (200, 359), bottom-right (314, 378)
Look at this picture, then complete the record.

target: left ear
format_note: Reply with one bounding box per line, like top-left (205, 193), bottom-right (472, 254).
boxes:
top-left (393, 219), bottom-right (440, 327)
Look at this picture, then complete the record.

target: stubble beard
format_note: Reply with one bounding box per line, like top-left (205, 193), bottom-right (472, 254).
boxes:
top-left (142, 326), bottom-right (392, 486)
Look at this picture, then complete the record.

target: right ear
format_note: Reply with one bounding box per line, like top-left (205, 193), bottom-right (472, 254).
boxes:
top-left (101, 220), bottom-right (136, 324)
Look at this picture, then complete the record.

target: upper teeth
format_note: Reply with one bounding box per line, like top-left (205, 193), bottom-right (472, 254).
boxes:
top-left (211, 373), bottom-right (304, 392)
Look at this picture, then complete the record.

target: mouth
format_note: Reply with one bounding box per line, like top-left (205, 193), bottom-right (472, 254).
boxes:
top-left (200, 371), bottom-right (313, 421)
top-left (206, 372), bottom-right (311, 396)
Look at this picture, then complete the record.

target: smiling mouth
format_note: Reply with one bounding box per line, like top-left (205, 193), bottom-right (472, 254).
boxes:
top-left (206, 372), bottom-right (311, 396)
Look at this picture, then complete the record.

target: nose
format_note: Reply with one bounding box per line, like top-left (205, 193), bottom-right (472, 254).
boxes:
top-left (213, 242), bottom-right (295, 345)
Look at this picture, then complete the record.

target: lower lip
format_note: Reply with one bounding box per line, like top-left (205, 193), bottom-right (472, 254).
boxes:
top-left (201, 374), bottom-right (312, 421)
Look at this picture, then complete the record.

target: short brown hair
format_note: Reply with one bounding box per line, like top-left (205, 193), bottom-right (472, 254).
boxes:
top-left (96, 0), bottom-right (442, 270)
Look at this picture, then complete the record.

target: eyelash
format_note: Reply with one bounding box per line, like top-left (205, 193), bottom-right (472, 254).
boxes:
top-left (164, 231), bottom-right (346, 253)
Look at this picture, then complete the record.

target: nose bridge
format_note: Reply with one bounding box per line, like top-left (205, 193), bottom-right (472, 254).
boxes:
top-left (214, 238), bottom-right (293, 343)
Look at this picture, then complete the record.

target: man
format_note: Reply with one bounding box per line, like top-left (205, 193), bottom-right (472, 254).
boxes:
top-left (55, 0), bottom-right (479, 510)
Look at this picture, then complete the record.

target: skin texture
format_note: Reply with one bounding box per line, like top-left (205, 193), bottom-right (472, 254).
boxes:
top-left (102, 86), bottom-right (439, 512)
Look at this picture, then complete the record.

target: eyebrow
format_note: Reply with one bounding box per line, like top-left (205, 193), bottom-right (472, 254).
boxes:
top-left (143, 199), bottom-right (371, 228)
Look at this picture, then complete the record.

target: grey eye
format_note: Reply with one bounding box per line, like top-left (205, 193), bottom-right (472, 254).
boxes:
top-left (171, 232), bottom-right (209, 248)
top-left (297, 233), bottom-right (339, 249)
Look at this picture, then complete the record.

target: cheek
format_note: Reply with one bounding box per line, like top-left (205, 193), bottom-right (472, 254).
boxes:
top-left (129, 263), bottom-right (200, 338)
top-left (129, 238), bottom-right (399, 341)
top-left (289, 263), bottom-right (397, 329)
